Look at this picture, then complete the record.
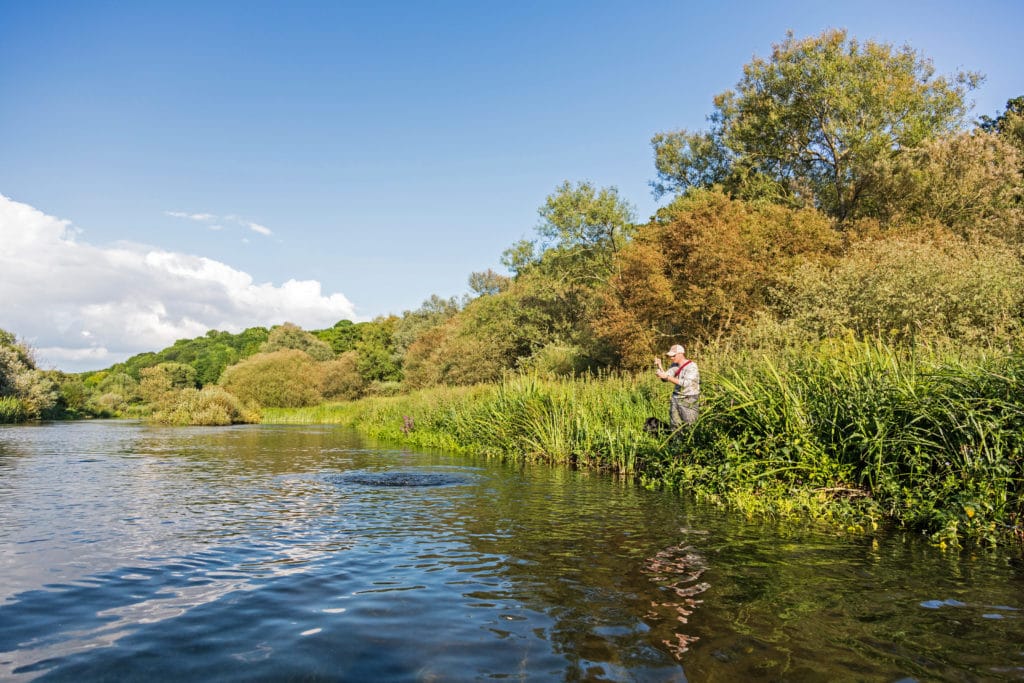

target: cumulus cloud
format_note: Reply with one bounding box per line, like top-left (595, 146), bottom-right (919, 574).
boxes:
top-left (1, 194), bottom-right (357, 372)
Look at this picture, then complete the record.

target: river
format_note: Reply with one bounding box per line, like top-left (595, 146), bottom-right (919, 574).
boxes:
top-left (1, 421), bottom-right (1021, 681)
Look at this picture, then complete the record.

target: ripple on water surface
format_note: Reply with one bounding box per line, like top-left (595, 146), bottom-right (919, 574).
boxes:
top-left (326, 469), bottom-right (476, 488)
top-left (2, 422), bottom-right (1024, 682)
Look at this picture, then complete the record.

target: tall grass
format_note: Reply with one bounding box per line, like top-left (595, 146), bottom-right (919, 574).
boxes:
top-left (670, 339), bottom-right (1024, 546)
top-left (264, 373), bottom-right (668, 474)
top-left (265, 340), bottom-right (1024, 547)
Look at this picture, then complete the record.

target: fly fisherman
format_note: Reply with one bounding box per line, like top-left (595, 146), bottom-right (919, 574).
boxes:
top-left (655, 343), bottom-right (700, 431)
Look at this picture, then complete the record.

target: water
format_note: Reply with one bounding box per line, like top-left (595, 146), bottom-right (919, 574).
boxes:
top-left (1, 422), bottom-right (1022, 681)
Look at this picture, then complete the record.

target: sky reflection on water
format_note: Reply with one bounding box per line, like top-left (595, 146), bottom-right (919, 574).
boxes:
top-left (1, 421), bottom-right (1022, 681)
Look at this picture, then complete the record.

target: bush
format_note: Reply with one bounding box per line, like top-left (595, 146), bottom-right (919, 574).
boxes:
top-left (874, 130), bottom-right (1024, 244)
top-left (150, 386), bottom-right (260, 425)
top-left (139, 362), bottom-right (198, 405)
top-left (86, 392), bottom-right (125, 417)
top-left (519, 343), bottom-right (592, 378)
top-left (219, 350), bottom-right (323, 407)
top-left (320, 351), bottom-right (365, 400)
top-left (603, 189), bottom-right (840, 368)
top-left (780, 231), bottom-right (1024, 344)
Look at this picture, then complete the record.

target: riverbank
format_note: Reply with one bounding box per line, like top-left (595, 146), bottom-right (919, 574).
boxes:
top-left (263, 338), bottom-right (1024, 548)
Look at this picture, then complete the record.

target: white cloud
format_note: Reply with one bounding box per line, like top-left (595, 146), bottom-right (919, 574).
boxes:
top-left (0, 194), bottom-right (358, 372)
top-left (165, 211), bottom-right (217, 222)
top-left (166, 210), bottom-right (274, 237)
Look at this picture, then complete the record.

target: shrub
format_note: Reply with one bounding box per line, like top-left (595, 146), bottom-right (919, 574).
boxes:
top-left (603, 189), bottom-right (840, 368)
top-left (320, 351), bottom-right (365, 400)
top-left (263, 322), bottom-right (335, 361)
top-left (139, 362), bottom-right (198, 406)
top-left (780, 232), bottom-right (1024, 344)
top-left (219, 350), bottom-right (323, 407)
top-left (87, 392), bottom-right (125, 417)
top-left (151, 386), bottom-right (260, 425)
top-left (873, 130), bottom-right (1024, 244)
top-left (519, 343), bottom-right (592, 378)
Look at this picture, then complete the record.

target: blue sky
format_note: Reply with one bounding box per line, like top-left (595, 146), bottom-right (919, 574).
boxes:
top-left (2, 0), bottom-right (1022, 371)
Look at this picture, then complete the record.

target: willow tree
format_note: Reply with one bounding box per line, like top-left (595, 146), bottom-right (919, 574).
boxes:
top-left (652, 29), bottom-right (981, 222)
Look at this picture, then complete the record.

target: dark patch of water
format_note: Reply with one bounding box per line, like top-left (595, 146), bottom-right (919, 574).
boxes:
top-left (327, 469), bottom-right (474, 487)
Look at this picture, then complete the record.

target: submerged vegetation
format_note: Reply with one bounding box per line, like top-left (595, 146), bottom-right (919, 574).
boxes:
top-left (3, 30), bottom-right (1023, 545)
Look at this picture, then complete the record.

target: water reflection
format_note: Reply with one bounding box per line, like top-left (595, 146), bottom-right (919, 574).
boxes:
top-left (0, 422), bottom-right (1022, 681)
top-left (644, 530), bottom-right (710, 659)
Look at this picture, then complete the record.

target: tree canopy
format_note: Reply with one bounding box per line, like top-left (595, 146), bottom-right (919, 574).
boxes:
top-left (652, 29), bottom-right (981, 222)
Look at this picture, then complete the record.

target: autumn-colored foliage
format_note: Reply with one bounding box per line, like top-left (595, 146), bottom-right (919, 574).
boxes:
top-left (603, 189), bottom-right (840, 368)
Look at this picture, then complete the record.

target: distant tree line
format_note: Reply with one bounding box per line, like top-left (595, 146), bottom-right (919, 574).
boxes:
top-left (3, 29), bottom-right (1022, 423)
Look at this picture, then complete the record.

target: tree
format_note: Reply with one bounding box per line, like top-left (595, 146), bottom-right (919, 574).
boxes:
top-left (262, 322), bottom-right (334, 361)
top-left (467, 269), bottom-right (510, 297)
top-left (402, 284), bottom-right (556, 387)
top-left (314, 319), bottom-right (362, 355)
top-left (491, 181), bottom-right (637, 370)
top-left (0, 329), bottom-right (58, 420)
top-left (354, 317), bottom-right (403, 384)
top-left (652, 29), bottom-right (981, 222)
top-left (602, 190), bottom-right (839, 367)
top-left (392, 295), bottom-right (461, 357)
top-left (139, 362), bottom-right (198, 406)
top-left (872, 131), bottom-right (1023, 244)
top-left (320, 351), bottom-right (365, 401)
top-left (979, 95), bottom-right (1024, 153)
top-left (506, 180), bottom-right (635, 286)
top-left (780, 231), bottom-right (1024, 343)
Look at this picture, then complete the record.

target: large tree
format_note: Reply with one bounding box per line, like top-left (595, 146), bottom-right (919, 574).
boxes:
top-left (652, 29), bottom-right (980, 222)
top-left (602, 190), bottom-right (839, 367)
top-left (495, 181), bottom-right (634, 367)
top-left (502, 180), bottom-right (636, 283)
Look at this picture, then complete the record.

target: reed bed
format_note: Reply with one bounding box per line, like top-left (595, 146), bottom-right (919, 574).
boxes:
top-left (263, 373), bottom-right (668, 474)
top-left (264, 339), bottom-right (1024, 547)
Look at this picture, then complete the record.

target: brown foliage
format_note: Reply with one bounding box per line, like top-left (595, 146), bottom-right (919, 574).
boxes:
top-left (603, 189), bottom-right (840, 368)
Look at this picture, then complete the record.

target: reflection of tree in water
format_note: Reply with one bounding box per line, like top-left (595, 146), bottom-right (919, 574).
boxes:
top-left (643, 530), bottom-right (710, 660)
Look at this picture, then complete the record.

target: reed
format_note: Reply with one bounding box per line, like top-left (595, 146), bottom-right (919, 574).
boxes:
top-left (264, 372), bottom-right (665, 473)
top-left (264, 340), bottom-right (1024, 547)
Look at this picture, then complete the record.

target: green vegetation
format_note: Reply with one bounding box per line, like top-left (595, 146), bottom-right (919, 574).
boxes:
top-left (5, 29), bottom-right (1022, 545)
top-left (266, 338), bottom-right (1023, 547)
top-left (150, 386), bottom-right (260, 426)
top-left (0, 329), bottom-right (58, 421)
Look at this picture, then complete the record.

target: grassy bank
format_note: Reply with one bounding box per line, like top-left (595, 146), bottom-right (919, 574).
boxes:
top-left (264, 339), bottom-right (1024, 548)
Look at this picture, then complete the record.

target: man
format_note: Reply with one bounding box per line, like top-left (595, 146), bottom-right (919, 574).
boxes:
top-left (655, 343), bottom-right (700, 430)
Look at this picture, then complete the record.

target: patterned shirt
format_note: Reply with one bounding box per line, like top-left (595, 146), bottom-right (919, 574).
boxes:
top-left (668, 360), bottom-right (700, 397)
